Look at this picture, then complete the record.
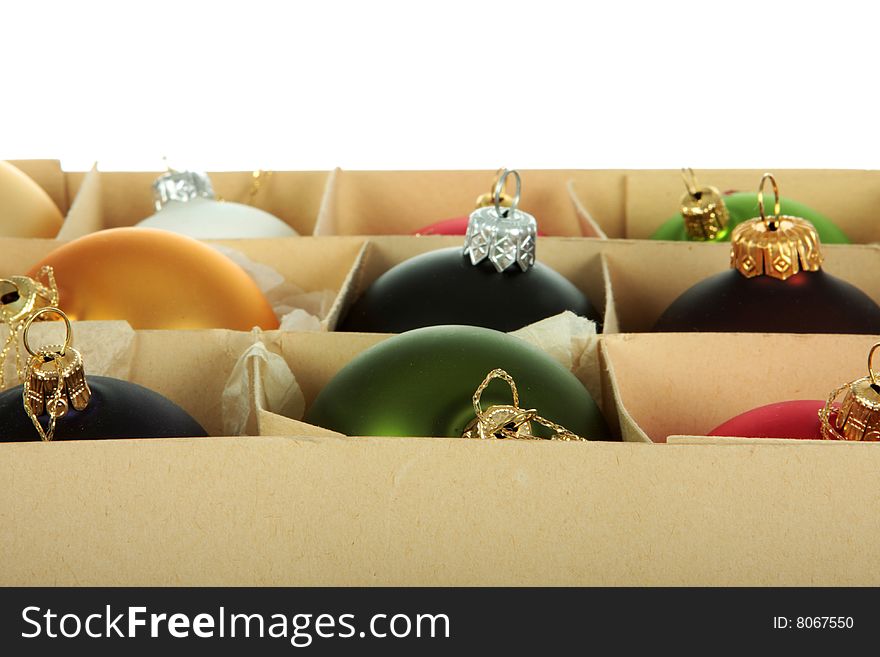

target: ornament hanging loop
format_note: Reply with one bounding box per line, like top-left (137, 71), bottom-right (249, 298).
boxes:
top-left (757, 173), bottom-right (782, 231)
top-left (472, 368), bottom-right (521, 421)
top-left (23, 307), bottom-right (72, 358)
top-left (681, 167), bottom-right (699, 197)
top-left (494, 169), bottom-right (521, 219)
top-left (868, 343), bottom-right (880, 387)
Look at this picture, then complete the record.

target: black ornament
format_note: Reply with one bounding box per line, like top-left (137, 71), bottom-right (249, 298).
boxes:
top-left (340, 247), bottom-right (598, 333)
top-left (0, 375), bottom-right (208, 442)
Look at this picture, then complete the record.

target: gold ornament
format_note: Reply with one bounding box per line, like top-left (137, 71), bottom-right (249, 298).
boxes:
top-left (462, 368), bottom-right (588, 441)
top-left (21, 307), bottom-right (90, 441)
top-left (0, 161), bottom-right (64, 238)
top-left (819, 343), bottom-right (880, 441)
top-left (0, 266), bottom-right (59, 389)
top-left (679, 168), bottom-right (730, 241)
top-left (729, 173), bottom-right (823, 281)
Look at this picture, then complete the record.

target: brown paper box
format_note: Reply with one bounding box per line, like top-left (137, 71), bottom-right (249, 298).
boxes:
top-left (315, 169), bottom-right (611, 236)
top-left (571, 168), bottom-right (880, 242)
top-left (60, 169), bottom-right (331, 239)
top-left (3, 324), bottom-right (880, 584)
top-left (602, 332), bottom-right (880, 444)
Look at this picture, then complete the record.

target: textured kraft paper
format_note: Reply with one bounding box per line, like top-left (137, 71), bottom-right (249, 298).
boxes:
top-left (7, 160), bottom-right (101, 238)
top-left (0, 236), bottom-right (367, 332)
top-left (250, 311), bottom-right (603, 438)
top-left (570, 168), bottom-right (880, 242)
top-left (61, 169), bottom-right (331, 238)
top-left (2, 436), bottom-right (880, 585)
top-left (314, 169), bottom-right (610, 237)
top-left (600, 240), bottom-right (880, 332)
top-left (602, 333), bottom-right (880, 444)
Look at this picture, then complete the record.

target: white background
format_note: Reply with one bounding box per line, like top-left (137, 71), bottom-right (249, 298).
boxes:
top-left (0, 0), bottom-right (877, 171)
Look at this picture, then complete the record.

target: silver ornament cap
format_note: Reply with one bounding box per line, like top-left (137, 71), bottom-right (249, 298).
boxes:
top-left (463, 169), bottom-right (537, 273)
top-left (152, 170), bottom-right (216, 210)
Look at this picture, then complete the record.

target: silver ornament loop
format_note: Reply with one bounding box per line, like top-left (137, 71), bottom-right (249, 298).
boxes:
top-left (494, 169), bottom-right (521, 219)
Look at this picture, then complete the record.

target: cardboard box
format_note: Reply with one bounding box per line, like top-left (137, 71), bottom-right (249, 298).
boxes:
top-left (61, 169), bottom-right (331, 239)
top-left (571, 168), bottom-right (880, 242)
top-left (5, 160), bottom-right (100, 239)
top-left (315, 169), bottom-right (614, 236)
top-left (0, 236), bottom-right (368, 331)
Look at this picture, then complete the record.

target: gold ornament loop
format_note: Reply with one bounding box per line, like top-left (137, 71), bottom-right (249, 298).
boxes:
top-left (463, 368), bottom-right (589, 441)
top-left (868, 343), bottom-right (880, 387)
top-left (472, 368), bottom-right (521, 422)
top-left (681, 167), bottom-right (699, 197)
top-left (494, 169), bottom-right (521, 219)
top-left (23, 307), bottom-right (72, 358)
top-left (757, 173), bottom-right (782, 231)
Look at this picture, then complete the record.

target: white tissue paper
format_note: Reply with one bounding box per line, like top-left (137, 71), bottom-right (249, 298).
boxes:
top-left (211, 245), bottom-right (336, 331)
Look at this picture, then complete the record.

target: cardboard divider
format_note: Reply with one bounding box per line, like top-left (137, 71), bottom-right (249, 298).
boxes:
top-left (60, 169), bottom-right (331, 239)
top-left (601, 332), bottom-right (880, 443)
top-left (571, 168), bottom-right (880, 242)
top-left (0, 236), bottom-right (368, 331)
top-left (314, 169), bottom-right (607, 236)
top-left (601, 240), bottom-right (880, 332)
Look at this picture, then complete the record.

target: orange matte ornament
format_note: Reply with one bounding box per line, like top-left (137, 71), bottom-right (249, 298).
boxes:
top-left (0, 161), bottom-right (64, 238)
top-left (28, 228), bottom-right (279, 330)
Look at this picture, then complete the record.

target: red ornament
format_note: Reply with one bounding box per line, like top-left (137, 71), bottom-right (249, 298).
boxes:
top-left (708, 400), bottom-right (827, 440)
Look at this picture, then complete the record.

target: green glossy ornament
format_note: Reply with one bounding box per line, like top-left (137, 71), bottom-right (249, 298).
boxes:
top-left (306, 325), bottom-right (611, 440)
top-left (652, 192), bottom-right (850, 244)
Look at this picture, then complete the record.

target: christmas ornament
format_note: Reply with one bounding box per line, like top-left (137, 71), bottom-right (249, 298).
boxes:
top-left (653, 174), bottom-right (880, 333)
top-left (28, 227), bottom-right (279, 330)
top-left (340, 169), bottom-right (598, 333)
top-left (0, 160), bottom-right (64, 238)
top-left (708, 343), bottom-right (880, 441)
top-left (413, 168), bottom-right (515, 236)
top-left (0, 266), bottom-right (59, 389)
top-left (0, 307), bottom-right (207, 441)
top-left (306, 324), bottom-right (610, 439)
top-left (651, 168), bottom-right (850, 243)
top-left (136, 169), bottom-right (297, 239)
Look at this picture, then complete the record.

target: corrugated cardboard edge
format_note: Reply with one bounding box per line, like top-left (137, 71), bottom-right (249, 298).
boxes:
top-left (568, 179), bottom-right (608, 239)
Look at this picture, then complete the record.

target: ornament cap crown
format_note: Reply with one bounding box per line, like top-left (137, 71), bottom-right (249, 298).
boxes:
top-left (463, 169), bottom-right (538, 273)
top-left (152, 170), bottom-right (215, 210)
top-left (679, 168), bottom-right (730, 241)
top-left (820, 343), bottom-right (880, 441)
top-left (729, 174), bottom-right (823, 280)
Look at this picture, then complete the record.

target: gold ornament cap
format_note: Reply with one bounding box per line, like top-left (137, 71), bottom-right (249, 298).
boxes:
top-left (729, 173), bottom-right (823, 280)
top-left (819, 344), bottom-right (880, 441)
top-left (679, 168), bottom-right (730, 241)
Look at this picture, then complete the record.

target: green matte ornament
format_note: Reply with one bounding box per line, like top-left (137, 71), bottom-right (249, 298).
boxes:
top-left (651, 170), bottom-right (849, 243)
top-left (306, 325), bottom-right (611, 440)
